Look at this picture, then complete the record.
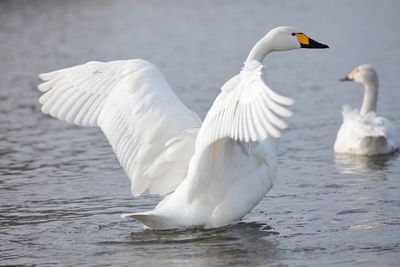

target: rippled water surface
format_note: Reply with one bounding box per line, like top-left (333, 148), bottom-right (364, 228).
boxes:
top-left (1, 0), bottom-right (400, 266)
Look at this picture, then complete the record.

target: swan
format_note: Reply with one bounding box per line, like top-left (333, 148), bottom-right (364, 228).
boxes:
top-left (334, 64), bottom-right (399, 156)
top-left (38, 26), bottom-right (328, 229)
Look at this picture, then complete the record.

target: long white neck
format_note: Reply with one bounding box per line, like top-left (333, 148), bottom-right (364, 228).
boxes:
top-left (246, 35), bottom-right (273, 62)
top-left (360, 79), bottom-right (378, 116)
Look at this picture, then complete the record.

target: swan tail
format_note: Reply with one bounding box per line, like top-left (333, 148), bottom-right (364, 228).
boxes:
top-left (121, 211), bottom-right (178, 229)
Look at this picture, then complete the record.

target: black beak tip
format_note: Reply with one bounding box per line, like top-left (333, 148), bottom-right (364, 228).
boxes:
top-left (301, 39), bottom-right (329, 49)
top-left (340, 77), bottom-right (351, 82)
top-left (314, 42), bottom-right (329, 49)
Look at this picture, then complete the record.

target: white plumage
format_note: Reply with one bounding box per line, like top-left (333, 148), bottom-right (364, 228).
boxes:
top-left (40, 59), bottom-right (201, 196)
top-left (38, 26), bottom-right (328, 229)
top-left (334, 65), bottom-right (399, 156)
top-left (196, 60), bottom-right (293, 151)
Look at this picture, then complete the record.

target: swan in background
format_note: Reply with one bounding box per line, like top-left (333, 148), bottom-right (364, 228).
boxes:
top-left (38, 26), bottom-right (328, 229)
top-left (334, 64), bottom-right (399, 156)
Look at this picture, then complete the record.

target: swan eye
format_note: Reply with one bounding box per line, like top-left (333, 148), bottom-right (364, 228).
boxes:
top-left (291, 33), bottom-right (296, 36)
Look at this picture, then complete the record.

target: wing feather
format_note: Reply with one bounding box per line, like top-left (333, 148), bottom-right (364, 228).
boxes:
top-left (187, 60), bottom-right (292, 203)
top-left (196, 60), bottom-right (293, 151)
top-left (38, 59), bottom-right (201, 196)
top-left (252, 103), bottom-right (267, 140)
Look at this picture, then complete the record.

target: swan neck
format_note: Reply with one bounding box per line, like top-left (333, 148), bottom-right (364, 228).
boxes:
top-left (246, 36), bottom-right (273, 62)
top-left (360, 81), bottom-right (378, 116)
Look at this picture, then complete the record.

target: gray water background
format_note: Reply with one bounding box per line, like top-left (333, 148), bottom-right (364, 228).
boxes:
top-left (1, 0), bottom-right (400, 266)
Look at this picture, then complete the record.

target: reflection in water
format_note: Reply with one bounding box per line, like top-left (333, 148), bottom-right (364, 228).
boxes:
top-left (334, 152), bottom-right (399, 175)
top-left (123, 222), bottom-right (280, 266)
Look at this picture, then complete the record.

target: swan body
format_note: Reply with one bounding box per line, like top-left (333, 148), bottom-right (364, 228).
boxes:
top-left (334, 65), bottom-right (399, 156)
top-left (38, 26), bottom-right (328, 229)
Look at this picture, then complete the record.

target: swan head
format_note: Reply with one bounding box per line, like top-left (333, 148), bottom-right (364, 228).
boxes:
top-left (264, 26), bottom-right (329, 51)
top-left (341, 64), bottom-right (378, 85)
top-left (246, 26), bottom-right (329, 62)
top-left (247, 26), bottom-right (329, 62)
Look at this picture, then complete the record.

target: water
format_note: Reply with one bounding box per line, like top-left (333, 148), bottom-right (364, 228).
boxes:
top-left (1, 0), bottom-right (400, 266)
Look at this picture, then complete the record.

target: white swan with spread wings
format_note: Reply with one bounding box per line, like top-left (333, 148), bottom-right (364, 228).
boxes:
top-left (38, 26), bottom-right (328, 229)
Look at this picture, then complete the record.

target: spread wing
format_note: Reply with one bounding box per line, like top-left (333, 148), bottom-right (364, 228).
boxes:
top-left (38, 59), bottom-right (201, 196)
top-left (187, 60), bottom-right (293, 203)
top-left (196, 60), bottom-right (293, 151)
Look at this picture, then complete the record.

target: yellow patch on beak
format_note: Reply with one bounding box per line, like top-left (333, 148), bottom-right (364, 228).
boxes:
top-left (295, 33), bottom-right (310, 45)
top-left (348, 69), bottom-right (356, 80)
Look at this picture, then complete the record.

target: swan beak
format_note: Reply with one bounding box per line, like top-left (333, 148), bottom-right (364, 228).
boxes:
top-left (295, 33), bottom-right (329, 49)
top-left (340, 70), bottom-right (355, 81)
top-left (340, 76), bottom-right (352, 82)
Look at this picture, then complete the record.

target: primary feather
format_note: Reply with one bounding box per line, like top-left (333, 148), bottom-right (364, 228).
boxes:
top-left (39, 59), bottom-right (201, 196)
top-left (197, 60), bottom-right (293, 151)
